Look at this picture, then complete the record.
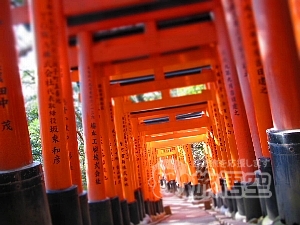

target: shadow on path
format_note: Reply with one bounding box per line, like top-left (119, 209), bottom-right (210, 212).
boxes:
top-left (158, 192), bottom-right (220, 225)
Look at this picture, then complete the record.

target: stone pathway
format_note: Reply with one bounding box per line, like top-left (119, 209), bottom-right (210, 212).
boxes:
top-left (157, 192), bottom-right (220, 225)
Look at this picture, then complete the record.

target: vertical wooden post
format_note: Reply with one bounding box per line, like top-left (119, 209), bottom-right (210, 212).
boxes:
top-left (30, 0), bottom-right (72, 191)
top-left (211, 59), bottom-right (242, 185)
top-left (53, 0), bottom-right (84, 195)
top-left (140, 135), bottom-right (151, 212)
top-left (52, 1), bottom-right (91, 224)
top-left (94, 66), bottom-right (116, 199)
top-left (252, 0), bottom-right (300, 223)
top-left (183, 144), bottom-right (198, 185)
top-left (223, 0), bottom-right (263, 160)
top-left (213, 0), bottom-right (257, 178)
top-left (103, 78), bottom-right (124, 199)
top-left (95, 65), bottom-right (125, 225)
top-left (0, 1), bottom-right (51, 224)
top-left (77, 32), bottom-right (113, 225)
top-left (0, 3), bottom-right (32, 171)
top-left (29, 0), bottom-right (83, 224)
top-left (131, 118), bottom-right (147, 219)
top-left (233, 0), bottom-right (272, 158)
top-left (125, 112), bottom-right (140, 198)
top-left (230, 1), bottom-right (278, 219)
top-left (114, 97), bottom-right (140, 224)
top-left (176, 146), bottom-right (189, 189)
top-left (207, 86), bottom-right (233, 187)
top-left (205, 134), bottom-right (220, 194)
top-left (252, 0), bottom-right (300, 130)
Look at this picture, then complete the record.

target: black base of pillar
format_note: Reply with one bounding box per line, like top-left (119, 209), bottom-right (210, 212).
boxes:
top-left (226, 190), bottom-right (236, 213)
top-left (233, 182), bottom-right (246, 216)
top-left (47, 185), bottom-right (83, 225)
top-left (138, 188), bottom-right (146, 218)
top-left (89, 198), bottom-right (113, 225)
top-left (259, 157), bottom-right (279, 220)
top-left (193, 184), bottom-right (203, 200)
top-left (220, 178), bottom-right (228, 209)
top-left (155, 200), bottom-right (160, 214)
top-left (144, 200), bottom-right (150, 215)
top-left (79, 191), bottom-right (91, 225)
top-left (255, 170), bottom-right (267, 218)
top-left (134, 189), bottom-right (143, 221)
top-left (110, 196), bottom-right (123, 225)
top-left (128, 201), bottom-right (140, 224)
top-left (267, 129), bottom-right (300, 225)
top-left (167, 180), bottom-right (176, 193)
top-left (120, 200), bottom-right (131, 225)
top-left (0, 162), bottom-right (52, 225)
top-left (243, 182), bottom-right (262, 221)
top-left (216, 192), bottom-right (223, 208)
top-left (184, 183), bottom-right (191, 197)
top-left (212, 194), bottom-right (217, 208)
top-left (159, 199), bottom-right (164, 213)
top-left (151, 201), bottom-right (156, 215)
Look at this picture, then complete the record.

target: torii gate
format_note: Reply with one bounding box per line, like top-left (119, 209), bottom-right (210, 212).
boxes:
top-left (2, 0), bottom-right (300, 225)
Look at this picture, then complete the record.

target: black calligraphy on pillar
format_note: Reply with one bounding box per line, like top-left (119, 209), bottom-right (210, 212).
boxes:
top-left (39, 0), bottom-right (65, 165)
top-left (243, 3), bottom-right (268, 94)
top-left (0, 66), bottom-right (11, 129)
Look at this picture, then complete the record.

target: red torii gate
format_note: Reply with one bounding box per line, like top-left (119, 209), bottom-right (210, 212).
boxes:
top-left (1, 0), bottom-right (300, 225)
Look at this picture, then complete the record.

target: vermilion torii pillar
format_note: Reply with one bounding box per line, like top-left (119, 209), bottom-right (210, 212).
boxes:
top-left (207, 84), bottom-right (233, 187)
top-left (29, 0), bottom-right (82, 224)
top-left (53, 1), bottom-right (91, 224)
top-left (220, 0), bottom-right (263, 161)
top-left (252, 0), bottom-right (300, 224)
top-left (131, 118), bottom-right (147, 220)
top-left (77, 31), bottom-right (113, 225)
top-left (223, 0), bottom-right (278, 221)
top-left (211, 58), bottom-right (241, 186)
top-left (0, 1), bottom-right (51, 224)
top-left (114, 97), bottom-right (140, 224)
top-left (95, 67), bottom-right (124, 225)
top-left (213, 0), bottom-right (257, 179)
top-left (102, 77), bottom-right (130, 225)
top-left (233, 0), bottom-right (272, 158)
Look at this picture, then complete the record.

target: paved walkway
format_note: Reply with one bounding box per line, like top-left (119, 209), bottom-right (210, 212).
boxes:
top-left (157, 192), bottom-right (220, 225)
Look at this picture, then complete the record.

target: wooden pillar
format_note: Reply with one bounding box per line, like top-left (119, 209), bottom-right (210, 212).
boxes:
top-left (221, 0), bottom-right (270, 159)
top-left (205, 135), bottom-right (220, 194)
top-left (207, 85), bottom-right (233, 187)
top-left (125, 112), bottom-right (139, 190)
top-left (176, 146), bottom-right (189, 187)
top-left (77, 32), bottom-right (105, 201)
top-left (53, 0), bottom-right (84, 195)
top-left (102, 78), bottom-right (124, 200)
top-left (114, 97), bottom-right (135, 202)
top-left (53, 1), bottom-right (91, 224)
top-left (0, 0), bottom-right (32, 171)
top-left (0, 1), bottom-right (51, 224)
top-left (252, 0), bottom-right (300, 130)
top-left (210, 55), bottom-right (242, 186)
top-left (95, 65), bottom-right (116, 199)
top-left (114, 97), bottom-right (140, 224)
top-left (30, 0), bottom-right (83, 224)
top-left (78, 32), bottom-right (115, 225)
top-left (141, 136), bottom-right (151, 201)
top-left (183, 144), bottom-right (198, 185)
top-left (30, 0), bottom-right (72, 192)
top-left (252, 1), bottom-right (300, 223)
top-left (95, 66), bottom-right (125, 225)
top-left (213, 0), bottom-right (257, 179)
top-left (233, 0), bottom-right (272, 157)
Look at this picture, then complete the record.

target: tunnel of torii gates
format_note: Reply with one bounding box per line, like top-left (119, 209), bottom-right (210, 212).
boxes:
top-left (2, 0), bottom-right (300, 225)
